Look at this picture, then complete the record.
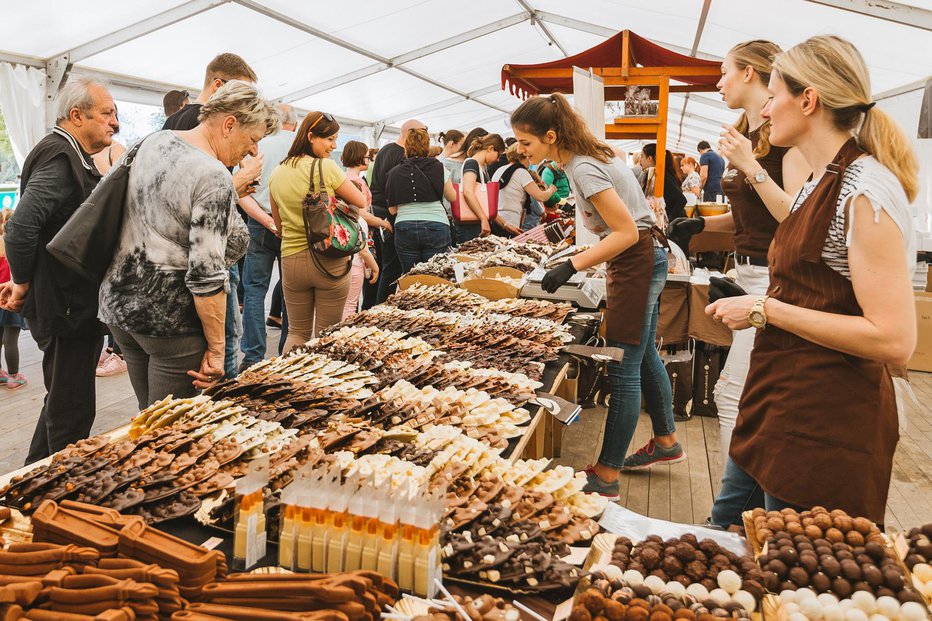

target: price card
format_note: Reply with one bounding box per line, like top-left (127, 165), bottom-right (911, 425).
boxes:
top-left (561, 546), bottom-right (591, 566)
top-left (552, 597), bottom-right (575, 621)
top-left (200, 537), bottom-right (224, 550)
top-left (453, 261), bottom-right (467, 283)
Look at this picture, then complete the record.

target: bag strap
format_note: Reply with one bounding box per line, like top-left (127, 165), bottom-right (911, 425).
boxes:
top-left (412, 161), bottom-right (444, 201)
top-left (463, 158), bottom-right (487, 184)
top-left (496, 163), bottom-right (523, 190)
top-left (310, 247), bottom-right (353, 279)
top-left (122, 136), bottom-right (149, 169)
top-left (306, 157), bottom-right (330, 196)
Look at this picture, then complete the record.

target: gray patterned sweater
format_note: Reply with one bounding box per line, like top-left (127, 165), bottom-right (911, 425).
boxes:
top-left (98, 131), bottom-right (249, 336)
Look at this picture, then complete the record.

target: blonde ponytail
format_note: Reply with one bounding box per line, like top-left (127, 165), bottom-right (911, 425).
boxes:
top-left (774, 35), bottom-right (918, 202)
top-left (858, 106), bottom-right (919, 202)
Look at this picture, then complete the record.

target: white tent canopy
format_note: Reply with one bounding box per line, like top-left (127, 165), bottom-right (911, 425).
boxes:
top-left (0, 0), bottom-right (930, 155)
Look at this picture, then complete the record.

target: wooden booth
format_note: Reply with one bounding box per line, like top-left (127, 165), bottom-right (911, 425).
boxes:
top-left (501, 30), bottom-right (721, 198)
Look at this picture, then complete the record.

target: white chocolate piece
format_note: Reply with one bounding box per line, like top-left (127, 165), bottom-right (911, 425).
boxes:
top-left (663, 581), bottom-right (687, 599)
top-left (717, 569), bottom-right (742, 594)
top-left (709, 588), bottom-right (730, 606)
top-left (850, 591), bottom-right (876, 614)
top-left (822, 605), bottom-right (844, 621)
top-left (899, 602), bottom-right (928, 621)
top-left (799, 597), bottom-right (823, 620)
top-left (687, 583), bottom-right (710, 600)
top-left (643, 575), bottom-right (666, 595)
top-left (873, 596), bottom-right (898, 619)
top-left (912, 563), bottom-right (932, 582)
top-left (731, 589), bottom-right (756, 613)
top-left (623, 569), bottom-right (645, 587)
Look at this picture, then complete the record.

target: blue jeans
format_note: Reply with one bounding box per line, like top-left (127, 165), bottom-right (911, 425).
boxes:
top-left (711, 457), bottom-right (804, 527)
top-left (395, 220), bottom-right (453, 274)
top-left (455, 221), bottom-right (482, 244)
top-left (598, 246), bottom-right (675, 469)
top-left (224, 264), bottom-right (241, 379)
top-left (240, 218), bottom-right (281, 368)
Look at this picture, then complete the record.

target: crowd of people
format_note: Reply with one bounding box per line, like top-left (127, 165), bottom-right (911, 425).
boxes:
top-left (0, 33), bottom-right (920, 531)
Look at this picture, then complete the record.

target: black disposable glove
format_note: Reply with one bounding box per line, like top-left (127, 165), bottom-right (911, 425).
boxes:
top-left (541, 259), bottom-right (577, 293)
top-left (667, 216), bottom-right (705, 255)
top-left (709, 276), bottom-right (748, 303)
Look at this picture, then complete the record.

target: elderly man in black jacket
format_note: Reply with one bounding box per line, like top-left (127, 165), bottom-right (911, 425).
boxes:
top-left (0, 77), bottom-right (117, 464)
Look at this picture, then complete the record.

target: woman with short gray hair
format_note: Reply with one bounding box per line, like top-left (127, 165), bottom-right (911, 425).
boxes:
top-left (99, 80), bottom-right (279, 409)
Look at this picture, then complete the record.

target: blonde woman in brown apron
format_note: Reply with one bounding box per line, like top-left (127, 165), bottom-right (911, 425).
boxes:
top-left (706, 35), bottom-right (918, 524)
top-left (512, 93), bottom-right (684, 501)
top-left (670, 41), bottom-right (810, 469)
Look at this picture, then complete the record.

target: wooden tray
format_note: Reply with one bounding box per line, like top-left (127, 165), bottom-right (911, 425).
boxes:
top-left (890, 532), bottom-right (932, 610)
top-left (461, 278), bottom-right (520, 300)
top-left (397, 274), bottom-right (454, 290)
top-left (479, 266), bottom-right (526, 279)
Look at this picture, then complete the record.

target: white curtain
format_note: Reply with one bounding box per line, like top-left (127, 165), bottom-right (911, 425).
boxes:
top-left (0, 62), bottom-right (46, 167)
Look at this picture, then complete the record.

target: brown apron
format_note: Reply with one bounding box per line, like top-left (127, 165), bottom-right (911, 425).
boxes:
top-left (731, 139), bottom-right (897, 522)
top-left (603, 228), bottom-right (656, 345)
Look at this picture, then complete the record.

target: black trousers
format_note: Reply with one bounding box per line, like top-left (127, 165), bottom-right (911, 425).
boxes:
top-left (26, 333), bottom-right (103, 466)
top-left (373, 207), bottom-right (401, 305)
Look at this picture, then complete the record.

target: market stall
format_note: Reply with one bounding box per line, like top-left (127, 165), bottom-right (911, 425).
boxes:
top-left (500, 30), bottom-right (721, 199)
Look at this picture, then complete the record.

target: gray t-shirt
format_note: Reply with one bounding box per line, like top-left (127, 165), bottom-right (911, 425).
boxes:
top-left (99, 130), bottom-right (249, 336)
top-left (565, 155), bottom-right (655, 238)
top-left (492, 165), bottom-right (534, 229)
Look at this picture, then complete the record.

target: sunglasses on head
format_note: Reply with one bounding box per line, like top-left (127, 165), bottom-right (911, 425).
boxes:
top-left (308, 112), bottom-right (335, 132)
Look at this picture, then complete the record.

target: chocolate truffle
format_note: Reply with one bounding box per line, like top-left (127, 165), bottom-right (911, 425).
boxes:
top-left (811, 572), bottom-right (831, 593)
top-left (832, 577), bottom-right (853, 598)
top-left (789, 567), bottom-right (810, 587)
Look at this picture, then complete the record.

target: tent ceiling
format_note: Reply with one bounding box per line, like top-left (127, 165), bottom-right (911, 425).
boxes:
top-left (1, 0), bottom-right (929, 143)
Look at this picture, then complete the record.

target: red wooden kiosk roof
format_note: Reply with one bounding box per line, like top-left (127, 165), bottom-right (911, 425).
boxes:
top-left (501, 30), bottom-right (721, 99)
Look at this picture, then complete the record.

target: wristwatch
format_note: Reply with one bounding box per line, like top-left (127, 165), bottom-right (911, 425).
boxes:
top-left (748, 295), bottom-right (770, 329)
top-left (745, 169), bottom-right (769, 185)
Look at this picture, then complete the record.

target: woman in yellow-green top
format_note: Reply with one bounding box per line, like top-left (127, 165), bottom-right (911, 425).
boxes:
top-left (270, 111), bottom-right (370, 352)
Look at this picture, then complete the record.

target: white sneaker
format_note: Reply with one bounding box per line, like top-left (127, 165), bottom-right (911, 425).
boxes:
top-left (96, 353), bottom-right (127, 377)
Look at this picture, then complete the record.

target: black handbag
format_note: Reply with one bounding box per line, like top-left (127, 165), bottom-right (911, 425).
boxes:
top-left (46, 138), bottom-right (146, 282)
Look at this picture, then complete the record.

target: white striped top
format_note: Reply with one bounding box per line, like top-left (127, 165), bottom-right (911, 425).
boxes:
top-left (790, 155), bottom-right (916, 281)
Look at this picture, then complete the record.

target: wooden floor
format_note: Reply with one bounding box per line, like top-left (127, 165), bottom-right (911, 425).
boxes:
top-left (2, 328), bottom-right (931, 530)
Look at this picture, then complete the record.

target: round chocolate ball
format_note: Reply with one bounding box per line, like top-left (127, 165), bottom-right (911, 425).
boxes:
top-left (789, 567), bottom-right (810, 588)
top-left (811, 572), bottom-right (831, 593)
top-left (832, 578), bottom-right (853, 598)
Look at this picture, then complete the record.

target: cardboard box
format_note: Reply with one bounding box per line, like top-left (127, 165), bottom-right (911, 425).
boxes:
top-left (909, 291), bottom-right (932, 372)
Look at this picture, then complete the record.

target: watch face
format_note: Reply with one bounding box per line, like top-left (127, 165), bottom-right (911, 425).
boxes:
top-left (749, 311), bottom-right (764, 326)
top-left (754, 171), bottom-right (767, 183)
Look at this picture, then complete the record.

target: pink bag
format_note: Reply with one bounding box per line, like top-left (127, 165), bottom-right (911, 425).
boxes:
top-left (451, 159), bottom-right (498, 223)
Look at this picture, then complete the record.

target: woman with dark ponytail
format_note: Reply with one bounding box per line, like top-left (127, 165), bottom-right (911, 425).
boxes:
top-left (456, 133), bottom-right (506, 242)
top-left (512, 93), bottom-right (684, 500)
top-left (641, 143), bottom-right (687, 224)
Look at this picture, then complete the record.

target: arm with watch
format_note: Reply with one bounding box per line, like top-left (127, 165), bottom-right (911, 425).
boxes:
top-left (668, 126), bottom-right (809, 250)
